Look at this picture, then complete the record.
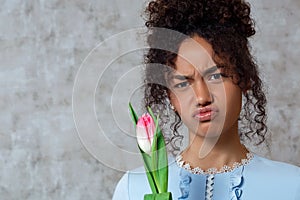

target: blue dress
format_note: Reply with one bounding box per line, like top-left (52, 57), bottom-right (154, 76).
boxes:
top-left (112, 154), bottom-right (300, 200)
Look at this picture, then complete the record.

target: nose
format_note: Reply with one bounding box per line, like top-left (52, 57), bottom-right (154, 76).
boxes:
top-left (194, 79), bottom-right (212, 107)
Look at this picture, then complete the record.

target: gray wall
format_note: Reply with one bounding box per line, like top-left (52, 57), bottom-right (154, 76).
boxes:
top-left (0, 0), bottom-right (299, 199)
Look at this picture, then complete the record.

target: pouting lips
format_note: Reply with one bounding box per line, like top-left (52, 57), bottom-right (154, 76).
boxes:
top-left (193, 106), bottom-right (218, 122)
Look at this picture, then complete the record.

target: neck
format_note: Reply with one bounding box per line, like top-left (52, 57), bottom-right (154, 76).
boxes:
top-left (182, 126), bottom-right (248, 171)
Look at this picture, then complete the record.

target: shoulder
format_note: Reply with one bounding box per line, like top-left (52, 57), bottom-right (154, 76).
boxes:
top-left (238, 153), bottom-right (300, 199)
top-left (112, 166), bottom-right (151, 200)
top-left (112, 172), bottom-right (129, 200)
top-left (244, 153), bottom-right (300, 198)
top-left (126, 156), bottom-right (181, 188)
top-left (112, 157), bottom-right (181, 200)
top-left (125, 156), bottom-right (180, 181)
top-left (251, 154), bottom-right (300, 178)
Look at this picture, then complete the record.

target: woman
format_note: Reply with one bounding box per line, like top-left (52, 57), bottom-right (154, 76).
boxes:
top-left (113, 0), bottom-right (300, 199)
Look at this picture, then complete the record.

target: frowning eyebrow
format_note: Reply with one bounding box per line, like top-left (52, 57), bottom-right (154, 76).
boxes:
top-left (202, 65), bottom-right (218, 77)
top-left (172, 74), bottom-right (193, 80)
top-left (172, 66), bottom-right (218, 80)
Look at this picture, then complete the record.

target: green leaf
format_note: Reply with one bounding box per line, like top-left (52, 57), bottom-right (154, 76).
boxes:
top-left (156, 129), bottom-right (169, 193)
top-left (147, 106), bottom-right (158, 124)
top-left (129, 102), bottom-right (138, 125)
top-left (147, 106), bottom-right (169, 193)
top-left (151, 114), bottom-right (159, 192)
top-left (138, 145), bottom-right (159, 194)
top-left (147, 107), bottom-right (161, 192)
top-left (144, 192), bottom-right (173, 200)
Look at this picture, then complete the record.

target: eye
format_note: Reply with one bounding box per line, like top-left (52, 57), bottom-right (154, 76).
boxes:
top-left (207, 73), bottom-right (224, 82)
top-left (173, 81), bottom-right (190, 88)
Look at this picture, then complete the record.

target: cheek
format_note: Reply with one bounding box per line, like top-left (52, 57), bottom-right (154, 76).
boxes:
top-left (225, 87), bottom-right (242, 113)
top-left (212, 84), bottom-right (242, 112)
top-left (209, 85), bottom-right (226, 105)
top-left (169, 89), bottom-right (194, 114)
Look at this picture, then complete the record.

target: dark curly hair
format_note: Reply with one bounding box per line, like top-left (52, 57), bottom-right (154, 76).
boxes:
top-left (143, 0), bottom-right (267, 155)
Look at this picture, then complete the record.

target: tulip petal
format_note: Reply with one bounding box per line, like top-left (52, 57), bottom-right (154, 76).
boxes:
top-left (136, 125), bottom-right (152, 155)
top-left (136, 113), bottom-right (156, 155)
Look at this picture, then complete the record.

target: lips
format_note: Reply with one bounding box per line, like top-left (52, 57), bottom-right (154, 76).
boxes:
top-left (193, 106), bottom-right (218, 122)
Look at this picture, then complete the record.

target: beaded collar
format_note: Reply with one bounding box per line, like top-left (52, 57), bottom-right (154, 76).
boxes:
top-left (176, 152), bottom-right (254, 175)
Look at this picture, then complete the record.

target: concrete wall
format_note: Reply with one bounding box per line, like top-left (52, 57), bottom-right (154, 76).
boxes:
top-left (0, 0), bottom-right (299, 199)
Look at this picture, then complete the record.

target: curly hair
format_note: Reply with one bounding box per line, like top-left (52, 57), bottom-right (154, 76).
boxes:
top-left (143, 0), bottom-right (267, 155)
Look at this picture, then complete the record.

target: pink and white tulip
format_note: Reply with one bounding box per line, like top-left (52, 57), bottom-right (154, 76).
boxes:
top-left (136, 113), bottom-right (156, 155)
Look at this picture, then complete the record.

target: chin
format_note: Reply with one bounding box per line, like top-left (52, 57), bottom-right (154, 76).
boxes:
top-left (198, 132), bottom-right (221, 139)
top-left (191, 128), bottom-right (222, 139)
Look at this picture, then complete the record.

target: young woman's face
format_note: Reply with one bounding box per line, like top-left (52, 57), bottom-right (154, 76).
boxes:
top-left (168, 36), bottom-right (242, 139)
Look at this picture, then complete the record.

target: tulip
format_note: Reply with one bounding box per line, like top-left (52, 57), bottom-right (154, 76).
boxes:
top-left (129, 103), bottom-right (172, 199)
top-left (136, 113), bottom-right (156, 155)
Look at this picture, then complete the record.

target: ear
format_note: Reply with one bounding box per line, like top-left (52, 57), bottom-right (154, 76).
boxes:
top-left (242, 80), bottom-right (252, 94)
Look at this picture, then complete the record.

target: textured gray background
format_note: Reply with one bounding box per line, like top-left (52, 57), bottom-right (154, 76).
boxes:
top-left (0, 0), bottom-right (299, 199)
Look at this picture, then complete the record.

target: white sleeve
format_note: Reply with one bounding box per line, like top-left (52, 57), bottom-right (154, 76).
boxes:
top-left (112, 172), bottom-right (130, 200)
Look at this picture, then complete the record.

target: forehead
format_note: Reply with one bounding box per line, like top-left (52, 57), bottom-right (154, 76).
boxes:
top-left (174, 36), bottom-right (216, 74)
